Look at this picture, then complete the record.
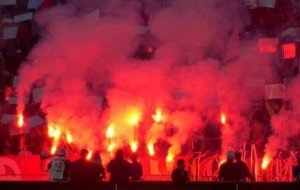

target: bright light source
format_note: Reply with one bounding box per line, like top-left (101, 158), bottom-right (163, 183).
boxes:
top-left (282, 43), bottom-right (296, 59)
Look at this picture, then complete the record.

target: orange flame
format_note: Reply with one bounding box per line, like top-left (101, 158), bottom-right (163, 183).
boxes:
top-left (130, 141), bottom-right (138, 152)
top-left (221, 113), bottom-right (226, 125)
top-left (48, 125), bottom-right (61, 138)
top-left (131, 116), bottom-right (139, 126)
top-left (66, 133), bottom-right (73, 144)
top-left (262, 156), bottom-right (271, 169)
top-left (106, 126), bottom-right (114, 138)
top-left (166, 153), bottom-right (174, 162)
top-left (50, 145), bottom-right (57, 155)
top-left (147, 143), bottom-right (155, 156)
top-left (17, 114), bottom-right (24, 128)
top-left (87, 151), bottom-right (92, 160)
top-left (108, 144), bottom-right (114, 152)
top-left (152, 108), bottom-right (162, 123)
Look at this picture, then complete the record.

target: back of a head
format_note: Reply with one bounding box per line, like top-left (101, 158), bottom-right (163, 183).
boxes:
top-left (80, 149), bottom-right (89, 159)
top-left (235, 152), bottom-right (242, 161)
top-left (177, 159), bottom-right (185, 168)
top-left (92, 152), bottom-right (101, 161)
top-left (227, 151), bottom-right (235, 161)
top-left (115, 149), bottom-right (124, 160)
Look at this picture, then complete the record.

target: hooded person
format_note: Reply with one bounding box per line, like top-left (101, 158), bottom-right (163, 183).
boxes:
top-left (218, 151), bottom-right (235, 181)
top-left (48, 147), bottom-right (70, 182)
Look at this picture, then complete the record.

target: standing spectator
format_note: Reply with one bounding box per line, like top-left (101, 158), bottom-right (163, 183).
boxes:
top-left (107, 149), bottom-right (132, 184)
top-left (234, 152), bottom-right (255, 182)
top-left (91, 152), bottom-right (106, 181)
top-left (70, 149), bottom-right (97, 183)
top-left (292, 156), bottom-right (300, 182)
top-left (48, 148), bottom-right (70, 182)
top-left (171, 159), bottom-right (190, 184)
top-left (218, 151), bottom-right (235, 181)
top-left (130, 154), bottom-right (143, 180)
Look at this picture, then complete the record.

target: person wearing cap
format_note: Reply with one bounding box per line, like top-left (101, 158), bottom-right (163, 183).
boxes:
top-left (70, 149), bottom-right (97, 183)
top-left (107, 149), bottom-right (132, 184)
top-left (292, 156), bottom-right (300, 182)
top-left (48, 147), bottom-right (70, 182)
top-left (218, 151), bottom-right (235, 181)
top-left (234, 152), bottom-right (255, 182)
top-left (171, 159), bottom-right (190, 184)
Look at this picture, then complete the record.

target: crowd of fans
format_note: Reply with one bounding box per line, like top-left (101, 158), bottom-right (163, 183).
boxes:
top-left (0, 1), bottom-right (300, 178)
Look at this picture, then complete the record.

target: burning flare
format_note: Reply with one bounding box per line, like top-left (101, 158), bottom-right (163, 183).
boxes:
top-left (147, 143), bottom-right (155, 156)
top-left (50, 145), bottom-right (57, 155)
top-left (130, 141), bottom-right (138, 152)
top-left (17, 114), bottom-right (24, 128)
top-left (66, 133), bottom-right (73, 144)
top-left (220, 113), bottom-right (226, 125)
top-left (152, 108), bottom-right (163, 123)
top-left (106, 126), bottom-right (114, 138)
top-left (87, 150), bottom-right (92, 160)
top-left (262, 156), bottom-right (271, 169)
top-left (166, 153), bottom-right (174, 162)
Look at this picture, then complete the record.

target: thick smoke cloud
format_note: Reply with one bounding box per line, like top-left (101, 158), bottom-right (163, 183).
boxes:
top-left (16, 0), bottom-right (279, 159)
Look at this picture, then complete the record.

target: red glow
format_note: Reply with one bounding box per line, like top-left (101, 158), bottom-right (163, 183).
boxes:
top-left (282, 43), bottom-right (296, 59)
top-left (258, 38), bottom-right (278, 53)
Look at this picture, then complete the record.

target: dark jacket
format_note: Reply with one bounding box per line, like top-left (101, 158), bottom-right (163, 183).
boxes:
top-left (234, 160), bottom-right (255, 181)
top-left (171, 168), bottom-right (190, 184)
top-left (218, 161), bottom-right (235, 181)
top-left (107, 158), bottom-right (132, 184)
top-left (130, 161), bottom-right (143, 180)
top-left (70, 158), bottom-right (97, 184)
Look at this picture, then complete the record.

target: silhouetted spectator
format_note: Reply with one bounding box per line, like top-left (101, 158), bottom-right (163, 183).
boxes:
top-left (107, 149), bottom-right (131, 184)
top-left (48, 148), bottom-right (70, 182)
top-left (218, 151), bottom-right (235, 181)
top-left (91, 152), bottom-right (106, 181)
top-left (70, 149), bottom-right (97, 183)
top-left (171, 159), bottom-right (190, 184)
top-left (130, 154), bottom-right (143, 180)
top-left (234, 152), bottom-right (255, 182)
top-left (292, 156), bottom-right (300, 182)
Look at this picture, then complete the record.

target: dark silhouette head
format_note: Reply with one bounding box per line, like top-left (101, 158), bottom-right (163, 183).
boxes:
top-left (92, 152), bottom-right (100, 160)
top-left (235, 152), bottom-right (242, 161)
top-left (177, 159), bottom-right (185, 170)
top-left (227, 151), bottom-right (235, 161)
top-left (297, 156), bottom-right (300, 164)
top-left (80, 149), bottom-right (89, 159)
top-left (115, 149), bottom-right (124, 160)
